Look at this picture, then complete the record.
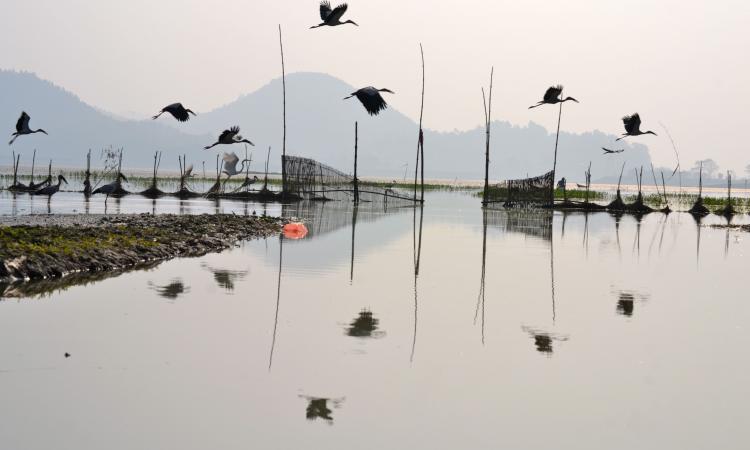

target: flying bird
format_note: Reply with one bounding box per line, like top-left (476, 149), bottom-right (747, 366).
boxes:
top-left (183, 163), bottom-right (195, 178)
top-left (344, 87), bottom-right (395, 116)
top-left (528, 85), bottom-right (579, 109)
top-left (602, 147), bottom-right (625, 154)
top-left (152, 103), bottom-right (196, 122)
top-left (616, 113), bottom-right (657, 141)
top-left (221, 152), bottom-right (252, 178)
top-left (204, 126), bottom-right (254, 149)
top-left (9, 112), bottom-right (47, 145)
top-left (32, 174), bottom-right (67, 197)
top-left (311, 1), bottom-right (358, 28)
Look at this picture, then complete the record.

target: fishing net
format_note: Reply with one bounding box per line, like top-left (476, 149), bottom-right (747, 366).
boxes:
top-left (485, 170), bottom-right (554, 207)
top-left (283, 155), bottom-right (418, 205)
top-left (485, 208), bottom-right (552, 241)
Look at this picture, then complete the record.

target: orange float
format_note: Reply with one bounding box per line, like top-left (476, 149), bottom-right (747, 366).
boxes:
top-left (282, 222), bottom-right (308, 240)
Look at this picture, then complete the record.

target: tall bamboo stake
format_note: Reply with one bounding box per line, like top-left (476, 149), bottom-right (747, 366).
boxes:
top-left (353, 122), bottom-right (359, 203)
top-left (551, 98), bottom-right (563, 206)
top-left (412, 43), bottom-right (425, 203)
top-left (279, 24), bottom-right (287, 195)
top-left (481, 67), bottom-right (494, 206)
top-left (30, 149), bottom-right (36, 185)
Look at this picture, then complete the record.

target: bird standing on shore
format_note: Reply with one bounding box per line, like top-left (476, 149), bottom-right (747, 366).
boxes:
top-left (311, 2), bottom-right (358, 28)
top-left (152, 103), bottom-right (196, 122)
top-left (32, 174), bottom-right (67, 197)
top-left (344, 87), bottom-right (394, 116)
top-left (616, 113), bottom-right (657, 141)
top-left (9, 112), bottom-right (47, 145)
top-left (528, 85), bottom-right (578, 109)
top-left (204, 126), bottom-right (254, 149)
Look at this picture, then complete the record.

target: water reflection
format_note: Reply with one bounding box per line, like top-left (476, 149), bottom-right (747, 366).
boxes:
top-left (201, 263), bottom-right (248, 292)
top-left (615, 290), bottom-right (649, 318)
top-left (149, 279), bottom-right (189, 300)
top-left (300, 396), bottom-right (344, 424)
top-left (521, 326), bottom-right (568, 355)
top-left (345, 309), bottom-right (384, 338)
top-left (411, 204), bottom-right (424, 361)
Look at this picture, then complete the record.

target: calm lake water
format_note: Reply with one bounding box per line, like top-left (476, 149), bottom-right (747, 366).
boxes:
top-left (1, 191), bottom-right (749, 449)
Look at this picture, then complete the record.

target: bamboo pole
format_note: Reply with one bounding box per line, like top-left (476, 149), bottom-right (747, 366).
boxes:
top-left (353, 121), bottom-right (359, 203)
top-left (417, 44), bottom-right (426, 203)
top-left (551, 98), bottom-right (563, 206)
top-left (279, 24), bottom-right (287, 195)
top-left (30, 149), bottom-right (36, 185)
top-left (481, 67), bottom-right (494, 206)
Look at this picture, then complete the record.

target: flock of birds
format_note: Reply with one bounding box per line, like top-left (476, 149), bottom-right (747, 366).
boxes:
top-left (7, 1), bottom-right (659, 200)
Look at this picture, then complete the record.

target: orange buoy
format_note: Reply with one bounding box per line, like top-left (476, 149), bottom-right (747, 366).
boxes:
top-left (282, 222), bottom-right (308, 240)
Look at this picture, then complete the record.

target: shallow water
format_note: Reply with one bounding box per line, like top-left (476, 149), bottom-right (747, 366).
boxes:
top-left (1, 192), bottom-right (749, 449)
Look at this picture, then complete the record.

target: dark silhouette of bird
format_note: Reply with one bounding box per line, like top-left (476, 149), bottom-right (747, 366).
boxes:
top-left (528, 85), bottom-right (578, 109)
top-left (602, 147), bottom-right (625, 154)
top-left (93, 173), bottom-right (128, 204)
top-left (344, 87), bottom-right (395, 115)
top-left (64, 353), bottom-right (71, 358)
top-left (204, 126), bottom-right (254, 149)
top-left (32, 174), bottom-right (67, 197)
top-left (311, 1), bottom-right (358, 28)
top-left (152, 103), bottom-right (196, 122)
top-left (616, 113), bottom-right (657, 141)
top-left (9, 112), bottom-right (47, 145)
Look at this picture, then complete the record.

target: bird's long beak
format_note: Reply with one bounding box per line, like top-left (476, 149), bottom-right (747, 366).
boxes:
top-left (343, 95), bottom-right (353, 100)
top-left (61, 175), bottom-right (68, 184)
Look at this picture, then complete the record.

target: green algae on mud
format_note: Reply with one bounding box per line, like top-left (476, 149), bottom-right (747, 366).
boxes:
top-left (0, 214), bottom-right (282, 288)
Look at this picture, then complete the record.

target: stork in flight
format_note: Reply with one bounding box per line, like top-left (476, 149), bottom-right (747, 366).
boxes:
top-left (311, 1), bottom-right (358, 28)
top-left (221, 152), bottom-right (258, 188)
top-left (528, 85), bottom-right (579, 109)
top-left (602, 147), bottom-right (625, 155)
top-left (9, 112), bottom-right (47, 145)
top-left (616, 113), bottom-right (657, 141)
top-left (152, 103), bottom-right (196, 122)
top-left (344, 87), bottom-right (395, 116)
top-left (204, 126), bottom-right (254, 149)
top-left (32, 174), bottom-right (67, 197)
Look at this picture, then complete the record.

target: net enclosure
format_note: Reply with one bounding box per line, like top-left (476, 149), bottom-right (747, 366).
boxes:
top-left (283, 155), bottom-right (418, 205)
top-left (485, 170), bottom-right (554, 207)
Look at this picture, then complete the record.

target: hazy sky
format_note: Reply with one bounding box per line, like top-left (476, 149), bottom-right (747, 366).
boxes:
top-left (2, 0), bottom-right (749, 172)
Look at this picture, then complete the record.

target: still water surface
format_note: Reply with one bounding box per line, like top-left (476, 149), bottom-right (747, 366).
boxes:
top-left (1, 191), bottom-right (749, 449)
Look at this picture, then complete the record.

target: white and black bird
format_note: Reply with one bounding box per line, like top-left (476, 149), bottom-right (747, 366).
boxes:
top-left (602, 147), bottom-right (625, 155)
top-left (204, 126), bottom-right (254, 149)
top-left (9, 112), bottom-right (48, 145)
top-left (528, 85), bottom-right (579, 109)
top-left (311, 1), bottom-right (358, 28)
top-left (344, 87), bottom-right (395, 116)
top-left (616, 113), bottom-right (657, 141)
top-left (152, 103), bottom-right (196, 122)
top-left (32, 174), bottom-right (67, 197)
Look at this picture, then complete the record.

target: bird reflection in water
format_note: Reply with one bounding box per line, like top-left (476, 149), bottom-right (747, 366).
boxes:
top-left (521, 326), bottom-right (568, 356)
top-left (300, 395), bottom-right (344, 425)
top-left (200, 262), bottom-right (248, 292)
top-left (346, 309), bottom-right (384, 338)
top-left (615, 290), bottom-right (649, 317)
top-left (148, 278), bottom-right (189, 300)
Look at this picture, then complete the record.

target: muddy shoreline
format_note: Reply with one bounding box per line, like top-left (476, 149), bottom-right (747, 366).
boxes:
top-left (0, 213), bottom-right (282, 291)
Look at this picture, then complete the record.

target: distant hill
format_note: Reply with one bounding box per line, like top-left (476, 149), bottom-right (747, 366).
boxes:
top-left (0, 70), bottom-right (652, 182)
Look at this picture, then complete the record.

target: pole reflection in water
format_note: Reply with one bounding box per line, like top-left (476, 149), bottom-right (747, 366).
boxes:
top-left (474, 209), bottom-right (488, 345)
top-left (346, 309), bottom-right (383, 338)
top-left (411, 204), bottom-right (424, 362)
top-left (350, 205), bottom-right (358, 283)
top-left (268, 235), bottom-right (283, 370)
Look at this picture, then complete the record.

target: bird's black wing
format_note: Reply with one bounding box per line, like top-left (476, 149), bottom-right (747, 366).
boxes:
top-left (356, 91), bottom-right (387, 116)
top-left (218, 129), bottom-right (234, 141)
top-left (622, 113), bottom-right (640, 134)
top-left (543, 85), bottom-right (563, 103)
top-left (327, 3), bottom-right (348, 23)
top-left (320, 1), bottom-right (332, 20)
top-left (16, 112), bottom-right (29, 133)
top-left (169, 104), bottom-right (190, 122)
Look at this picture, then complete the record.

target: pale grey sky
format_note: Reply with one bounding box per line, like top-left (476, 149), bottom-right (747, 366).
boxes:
top-left (2, 0), bottom-right (749, 172)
